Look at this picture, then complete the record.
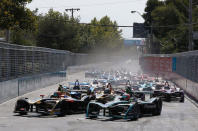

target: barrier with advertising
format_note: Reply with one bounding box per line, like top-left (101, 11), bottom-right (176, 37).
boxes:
top-left (140, 56), bottom-right (172, 73)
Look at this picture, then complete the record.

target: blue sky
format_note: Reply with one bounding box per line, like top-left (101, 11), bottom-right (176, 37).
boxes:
top-left (27, 0), bottom-right (148, 38)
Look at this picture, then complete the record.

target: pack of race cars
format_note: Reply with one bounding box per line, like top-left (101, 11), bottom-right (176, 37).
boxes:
top-left (14, 68), bottom-right (184, 121)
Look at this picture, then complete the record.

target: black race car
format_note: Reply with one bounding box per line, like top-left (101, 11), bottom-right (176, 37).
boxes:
top-left (151, 86), bottom-right (184, 102)
top-left (14, 91), bottom-right (95, 116)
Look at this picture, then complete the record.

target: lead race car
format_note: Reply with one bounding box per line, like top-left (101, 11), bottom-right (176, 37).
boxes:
top-left (14, 83), bottom-right (95, 116)
top-left (86, 93), bottom-right (162, 120)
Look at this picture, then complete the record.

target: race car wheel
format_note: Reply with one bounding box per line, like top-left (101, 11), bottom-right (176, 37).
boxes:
top-left (15, 99), bottom-right (30, 115)
top-left (127, 104), bottom-right (139, 120)
top-left (57, 101), bottom-right (68, 117)
top-left (153, 98), bottom-right (162, 116)
top-left (165, 94), bottom-right (171, 102)
top-left (18, 106), bottom-right (28, 115)
top-left (19, 111), bottom-right (27, 115)
top-left (86, 104), bottom-right (100, 119)
top-left (89, 116), bottom-right (98, 119)
top-left (57, 109), bottom-right (67, 117)
top-left (132, 106), bottom-right (139, 120)
top-left (180, 95), bottom-right (185, 103)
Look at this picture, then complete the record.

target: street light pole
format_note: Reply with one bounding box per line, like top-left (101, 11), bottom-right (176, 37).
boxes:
top-left (131, 11), bottom-right (143, 19)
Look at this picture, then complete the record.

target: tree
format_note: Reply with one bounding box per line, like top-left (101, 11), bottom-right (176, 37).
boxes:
top-left (143, 0), bottom-right (164, 32)
top-left (89, 16), bottom-right (123, 53)
top-left (74, 24), bottom-right (96, 53)
top-left (10, 9), bottom-right (39, 46)
top-left (193, 5), bottom-right (198, 49)
top-left (0, 0), bottom-right (36, 29)
top-left (8, 7), bottom-right (123, 53)
top-left (36, 12), bottom-right (123, 53)
top-left (152, 5), bottom-right (184, 38)
top-left (143, 0), bottom-right (198, 53)
top-left (36, 9), bottom-right (81, 52)
top-left (151, 3), bottom-right (187, 53)
top-left (11, 27), bottom-right (37, 46)
top-left (0, 0), bottom-right (36, 42)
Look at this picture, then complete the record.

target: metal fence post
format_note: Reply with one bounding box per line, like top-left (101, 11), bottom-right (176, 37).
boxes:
top-left (24, 50), bottom-right (27, 75)
top-left (5, 49), bottom-right (10, 80)
top-left (18, 79), bottom-right (20, 96)
top-left (32, 50), bottom-right (35, 74)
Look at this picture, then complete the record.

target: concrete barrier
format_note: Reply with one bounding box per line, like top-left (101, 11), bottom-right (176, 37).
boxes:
top-left (0, 71), bottom-right (66, 103)
top-left (166, 73), bottom-right (198, 102)
top-left (0, 79), bottom-right (18, 103)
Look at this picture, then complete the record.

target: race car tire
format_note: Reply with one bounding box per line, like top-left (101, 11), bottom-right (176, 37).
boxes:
top-left (132, 109), bottom-right (139, 120)
top-left (165, 94), bottom-right (171, 102)
top-left (57, 109), bottom-right (67, 117)
top-left (15, 99), bottom-right (30, 115)
top-left (180, 95), bottom-right (185, 103)
top-left (19, 112), bottom-right (27, 115)
top-left (56, 101), bottom-right (69, 117)
top-left (86, 103), bottom-right (100, 119)
top-left (130, 104), bottom-right (140, 120)
top-left (89, 116), bottom-right (98, 119)
top-left (152, 98), bottom-right (162, 116)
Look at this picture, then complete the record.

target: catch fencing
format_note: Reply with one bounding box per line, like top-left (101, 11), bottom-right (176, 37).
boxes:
top-left (0, 42), bottom-right (87, 103)
top-left (0, 42), bottom-right (131, 103)
top-left (0, 42), bottom-right (87, 82)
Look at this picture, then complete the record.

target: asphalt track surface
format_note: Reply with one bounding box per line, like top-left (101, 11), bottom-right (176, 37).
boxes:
top-left (0, 72), bottom-right (198, 131)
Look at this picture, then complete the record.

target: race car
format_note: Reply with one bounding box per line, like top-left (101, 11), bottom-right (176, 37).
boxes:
top-left (86, 94), bottom-right (162, 120)
top-left (68, 81), bottom-right (90, 90)
top-left (97, 79), bottom-right (108, 87)
top-left (14, 91), bottom-right (95, 116)
top-left (85, 70), bottom-right (100, 78)
top-left (115, 79), bottom-right (128, 86)
top-left (125, 86), bottom-right (146, 101)
top-left (91, 80), bottom-right (103, 88)
top-left (151, 85), bottom-right (184, 102)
